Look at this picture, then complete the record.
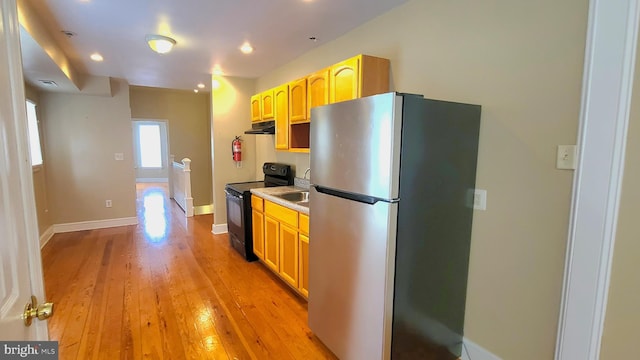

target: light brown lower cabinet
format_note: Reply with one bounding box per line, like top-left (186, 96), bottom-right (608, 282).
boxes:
top-left (264, 216), bottom-right (280, 272)
top-left (298, 234), bottom-right (309, 297)
top-left (251, 195), bottom-right (310, 299)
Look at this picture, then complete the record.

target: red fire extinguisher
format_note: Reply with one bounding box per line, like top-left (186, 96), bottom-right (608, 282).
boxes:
top-left (232, 136), bottom-right (242, 162)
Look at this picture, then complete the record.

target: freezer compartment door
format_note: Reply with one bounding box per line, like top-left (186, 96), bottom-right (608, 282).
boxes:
top-left (310, 92), bottom-right (404, 199)
top-left (308, 187), bottom-right (398, 360)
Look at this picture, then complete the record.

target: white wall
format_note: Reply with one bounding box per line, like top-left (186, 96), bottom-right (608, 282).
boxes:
top-left (41, 78), bottom-right (137, 223)
top-left (211, 76), bottom-right (258, 226)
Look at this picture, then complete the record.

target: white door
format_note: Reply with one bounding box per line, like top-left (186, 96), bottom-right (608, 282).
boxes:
top-left (0, 0), bottom-right (50, 340)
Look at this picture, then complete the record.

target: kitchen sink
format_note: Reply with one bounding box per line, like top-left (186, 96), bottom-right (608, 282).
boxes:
top-left (277, 191), bottom-right (309, 203)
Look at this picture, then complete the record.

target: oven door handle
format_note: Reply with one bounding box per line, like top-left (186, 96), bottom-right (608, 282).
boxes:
top-left (224, 189), bottom-right (243, 199)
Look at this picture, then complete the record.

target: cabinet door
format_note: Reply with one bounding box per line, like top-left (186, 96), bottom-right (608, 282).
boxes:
top-left (279, 224), bottom-right (299, 287)
top-left (252, 209), bottom-right (265, 260)
top-left (274, 84), bottom-right (289, 150)
top-left (330, 56), bottom-right (360, 104)
top-left (289, 78), bottom-right (307, 123)
top-left (307, 68), bottom-right (330, 120)
top-left (298, 234), bottom-right (309, 298)
top-left (264, 216), bottom-right (280, 271)
top-left (262, 89), bottom-right (275, 120)
top-left (251, 94), bottom-right (262, 122)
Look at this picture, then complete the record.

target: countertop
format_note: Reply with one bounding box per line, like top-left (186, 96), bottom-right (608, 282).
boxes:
top-left (250, 186), bottom-right (310, 215)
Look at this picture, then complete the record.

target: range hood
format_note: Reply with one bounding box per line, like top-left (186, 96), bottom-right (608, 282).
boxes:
top-left (245, 120), bottom-right (275, 135)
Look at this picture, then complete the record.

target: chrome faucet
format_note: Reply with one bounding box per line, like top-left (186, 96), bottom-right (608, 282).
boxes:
top-left (303, 168), bottom-right (311, 180)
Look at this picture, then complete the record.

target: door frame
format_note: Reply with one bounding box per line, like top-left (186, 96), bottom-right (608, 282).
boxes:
top-left (555, 0), bottom-right (639, 358)
top-left (1, 0), bottom-right (49, 340)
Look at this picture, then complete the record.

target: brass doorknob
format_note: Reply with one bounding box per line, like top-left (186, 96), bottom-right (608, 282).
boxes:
top-left (23, 295), bottom-right (54, 326)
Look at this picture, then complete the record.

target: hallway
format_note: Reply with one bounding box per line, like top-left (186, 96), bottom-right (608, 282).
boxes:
top-left (41, 183), bottom-right (335, 359)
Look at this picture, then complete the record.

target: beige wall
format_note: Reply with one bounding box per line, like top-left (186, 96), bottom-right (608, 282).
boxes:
top-left (40, 78), bottom-right (136, 223)
top-left (599, 37), bottom-right (640, 358)
top-left (211, 76), bottom-right (257, 225)
top-left (254, 0), bottom-right (588, 358)
top-left (24, 83), bottom-right (52, 238)
top-left (129, 86), bottom-right (213, 207)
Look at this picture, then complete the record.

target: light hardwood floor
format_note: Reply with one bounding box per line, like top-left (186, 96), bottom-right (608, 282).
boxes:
top-left (41, 183), bottom-right (336, 359)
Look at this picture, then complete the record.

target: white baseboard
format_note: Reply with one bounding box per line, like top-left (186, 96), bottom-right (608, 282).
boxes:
top-left (194, 204), bottom-right (214, 215)
top-left (136, 178), bottom-right (168, 183)
top-left (212, 223), bottom-right (228, 234)
top-left (39, 225), bottom-right (54, 249)
top-left (53, 217), bottom-right (138, 233)
top-left (461, 338), bottom-right (502, 360)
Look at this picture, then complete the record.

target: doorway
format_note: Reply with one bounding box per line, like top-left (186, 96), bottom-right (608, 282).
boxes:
top-left (132, 119), bottom-right (170, 183)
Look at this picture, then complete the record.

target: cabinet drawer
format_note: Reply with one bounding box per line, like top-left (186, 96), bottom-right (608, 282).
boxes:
top-left (251, 195), bottom-right (264, 212)
top-left (299, 213), bottom-right (309, 235)
top-left (265, 200), bottom-right (298, 228)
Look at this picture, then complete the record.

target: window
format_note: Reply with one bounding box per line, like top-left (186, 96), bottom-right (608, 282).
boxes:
top-left (25, 101), bottom-right (43, 167)
top-left (138, 124), bottom-right (162, 168)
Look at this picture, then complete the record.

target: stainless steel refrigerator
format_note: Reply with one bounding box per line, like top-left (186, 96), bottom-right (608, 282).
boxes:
top-left (308, 92), bottom-right (481, 360)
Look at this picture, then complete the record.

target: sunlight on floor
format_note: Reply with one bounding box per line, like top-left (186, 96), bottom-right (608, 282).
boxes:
top-left (137, 183), bottom-right (169, 243)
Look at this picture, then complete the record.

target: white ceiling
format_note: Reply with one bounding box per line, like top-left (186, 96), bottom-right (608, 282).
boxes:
top-left (21, 0), bottom-right (409, 92)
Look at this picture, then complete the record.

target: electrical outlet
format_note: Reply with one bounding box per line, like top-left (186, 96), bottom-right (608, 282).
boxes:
top-left (466, 189), bottom-right (487, 210)
top-left (473, 189), bottom-right (487, 210)
top-left (105, 200), bottom-right (112, 208)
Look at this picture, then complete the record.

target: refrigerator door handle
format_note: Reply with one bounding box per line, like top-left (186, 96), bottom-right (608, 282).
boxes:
top-left (313, 185), bottom-right (398, 204)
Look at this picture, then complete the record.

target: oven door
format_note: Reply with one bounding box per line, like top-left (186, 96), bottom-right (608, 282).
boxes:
top-left (225, 188), bottom-right (248, 259)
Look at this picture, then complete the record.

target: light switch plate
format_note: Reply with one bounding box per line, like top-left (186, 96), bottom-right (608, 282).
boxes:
top-left (114, 153), bottom-right (124, 161)
top-left (557, 145), bottom-right (577, 170)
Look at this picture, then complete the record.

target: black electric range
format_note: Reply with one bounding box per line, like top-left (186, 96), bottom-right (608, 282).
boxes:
top-left (224, 163), bottom-right (293, 261)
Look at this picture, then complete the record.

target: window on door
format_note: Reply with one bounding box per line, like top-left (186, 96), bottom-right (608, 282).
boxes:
top-left (25, 100), bottom-right (43, 167)
top-left (136, 123), bottom-right (162, 168)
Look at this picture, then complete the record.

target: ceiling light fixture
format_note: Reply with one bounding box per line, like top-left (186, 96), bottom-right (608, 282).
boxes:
top-left (197, 83), bottom-right (205, 89)
top-left (194, 89), bottom-right (199, 93)
top-left (240, 42), bottom-right (253, 54)
top-left (146, 34), bottom-right (176, 54)
top-left (90, 53), bottom-right (103, 62)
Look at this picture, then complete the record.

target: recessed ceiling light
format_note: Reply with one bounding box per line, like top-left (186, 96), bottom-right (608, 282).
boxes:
top-left (197, 83), bottom-right (205, 89)
top-left (194, 89), bottom-right (199, 93)
top-left (240, 42), bottom-right (253, 54)
top-left (90, 53), bottom-right (103, 62)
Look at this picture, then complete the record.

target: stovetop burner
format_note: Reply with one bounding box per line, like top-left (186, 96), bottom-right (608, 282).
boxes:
top-left (225, 181), bottom-right (265, 194)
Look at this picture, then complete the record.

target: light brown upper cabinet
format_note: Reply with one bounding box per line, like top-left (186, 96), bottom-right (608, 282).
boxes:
top-left (330, 54), bottom-right (390, 104)
top-left (289, 78), bottom-right (307, 124)
top-left (249, 54), bottom-right (390, 152)
top-left (307, 68), bottom-right (330, 121)
top-left (251, 94), bottom-right (262, 122)
top-left (261, 89), bottom-right (275, 120)
top-left (274, 84), bottom-right (289, 150)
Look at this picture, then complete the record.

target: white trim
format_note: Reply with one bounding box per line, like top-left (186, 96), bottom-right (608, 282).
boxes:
top-left (194, 204), bottom-right (214, 215)
top-left (53, 217), bottom-right (138, 233)
top-left (555, 0), bottom-right (639, 359)
top-left (461, 338), bottom-right (502, 360)
top-left (39, 226), bottom-right (54, 249)
top-left (2, 0), bottom-right (49, 339)
top-left (212, 223), bottom-right (228, 234)
top-left (136, 177), bottom-right (168, 183)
